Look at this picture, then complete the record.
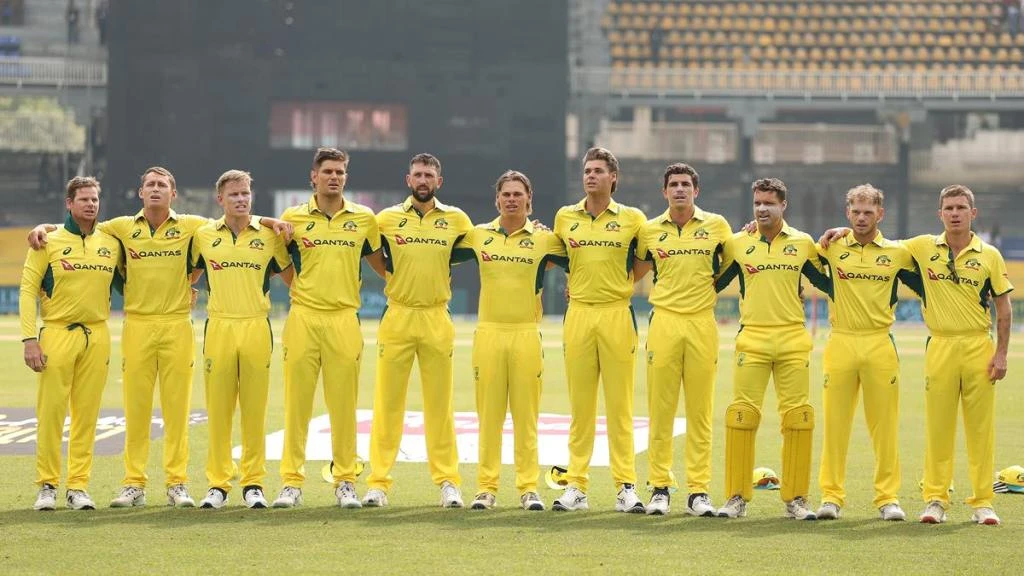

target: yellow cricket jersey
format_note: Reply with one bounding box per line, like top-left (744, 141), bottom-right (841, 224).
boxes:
top-left (281, 194), bottom-right (380, 311)
top-left (637, 207), bottom-right (732, 315)
top-left (903, 233), bottom-right (1013, 334)
top-left (553, 197), bottom-right (646, 305)
top-left (98, 210), bottom-right (208, 317)
top-left (377, 196), bottom-right (473, 308)
top-left (451, 218), bottom-right (567, 323)
top-left (715, 222), bottom-right (829, 327)
top-left (817, 232), bottom-right (919, 332)
top-left (20, 214), bottom-right (123, 339)
top-left (190, 216), bottom-right (291, 319)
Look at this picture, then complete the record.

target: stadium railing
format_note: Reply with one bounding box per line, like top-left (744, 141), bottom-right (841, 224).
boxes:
top-left (573, 67), bottom-right (1024, 99)
top-left (0, 56), bottom-right (107, 88)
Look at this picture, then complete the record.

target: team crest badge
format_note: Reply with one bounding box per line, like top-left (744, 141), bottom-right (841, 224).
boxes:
top-left (249, 238), bottom-right (265, 250)
top-left (434, 218), bottom-right (449, 230)
top-left (875, 255), bottom-right (892, 267)
top-left (519, 238), bottom-right (535, 249)
top-left (343, 220), bottom-right (358, 232)
top-left (782, 244), bottom-right (798, 256)
top-left (165, 227), bottom-right (181, 239)
top-left (97, 247), bottom-right (111, 258)
top-left (693, 228), bottom-right (709, 240)
top-left (605, 221), bottom-right (621, 232)
top-left (965, 258), bottom-right (981, 271)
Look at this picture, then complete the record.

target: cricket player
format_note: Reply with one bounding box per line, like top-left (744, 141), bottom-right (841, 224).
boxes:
top-left (271, 148), bottom-right (384, 509)
top-left (190, 170), bottom-right (292, 509)
top-left (632, 163), bottom-right (732, 516)
top-left (551, 147), bottom-right (647, 513)
top-left (714, 178), bottom-right (829, 521)
top-left (363, 153), bottom-right (472, 508)
top-left (814, 184), bottom-right (919, 522)
top-left (20, 177), bottom-right (122, 511)
top-left (450, 170), bottom-right (566, 511)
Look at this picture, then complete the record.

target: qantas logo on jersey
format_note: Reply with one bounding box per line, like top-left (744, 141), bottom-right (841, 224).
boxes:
top-left (127, 248), bottom-right (182, 259)
top-left (480, 251), bottom-right (534, 264)
top-left (655, 247), bottom-right (712, 259)
top-left (926, 268), bottom-right (980, 286)
top-left (835, 267), bottom-right (891, 282)
top-left (567, 238), bottom-right (622, 249)
top-left (744, 263), bottom-right (800, 274)
top-left (60, 259), bottom-right (114, 273)
top-left (208, 260), bottom-right (262, 271)
top-left (394, 236), bottom-right (448, 246)
top-left (301, 237), bottom-right (357, 248)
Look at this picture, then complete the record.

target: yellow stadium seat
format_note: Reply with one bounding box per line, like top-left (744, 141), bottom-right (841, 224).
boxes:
top-left (931, 46), bottom-right (946, 62)
top-left (779, 46), bottom-right (794, 61)
top-left (881, 46), bottom-right (896, 62)
top-left (611, 44), bottom-right (627, 58)
top-left (795, 47), bottom-right (809, 61)
top-left (916, 46), bottom-right (930, 61)
top-left (712, 31), bottom-right (728, 45)
top-left (824, 4), bottom-right (839, 17)
top-left (840, 47), bottom-right (854, 61)
top-left (751, 3), bottom-right (764, 16)
top-left (995, 47), bottom-right (1010, 62)
top-left (947, 46), bottom-right (961, 61)
top-left (923, 33), bottom-right (937, 47)
top-left (659, 15), bottom-right (674, 30)
top-left (697, 30), bottom-right (712, 44)
top-left (722, 3), bottom-right (736, 16)
top-left (961, 46), bottom-right (977, 61)
top-left (607, 1), bottom-right (620, 15)
top-left (663, 3), bottom-right (677, 16)
top-left (707, 3), bottom-right (721, 17)
top-left (635, 2), bottom-right (648, 16)
top-left (693, 3), bottom-right (707, 16)
top-left (1000, 33), bottom-right (1014, 47)
top-left (900, 46), bottom-right (915, 61)
top-left (767, 3), bottom-right (779, 17)
top-left (833, 33), bottom-right (847, 46)
top-left (978, 47), bottom-right (993, 62)
top-left (773, 32), bottom-right (787, 45)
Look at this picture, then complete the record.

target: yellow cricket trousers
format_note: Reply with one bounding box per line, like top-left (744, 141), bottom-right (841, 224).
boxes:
top-left (280, 305), bottom-right (362, 487)
top-left (563, 301), bottom-right (638, 492)
top-left (646, 308), bottom-right (718, 494)
top-left (35, 321), bottom-right (110, 490)
top-left (203, 317), bottom-right (272, 492)
top-left (729, 324), bottom-right (813, 502)
top-left (473, 322), bottom-right (543, 496)
top-left (819, 330), bottom-right (901, 508)
top-left (122, 315), bottom-right (194, 488)
top-left (923, 332), bottom-right (996, 509)
top-left (368, 304), bottom-right (459, 492)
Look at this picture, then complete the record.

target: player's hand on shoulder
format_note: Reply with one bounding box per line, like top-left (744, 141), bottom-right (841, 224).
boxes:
top-left (531, 219), bottom-right (550, 232)
top-left (741, 220), bottom-right (756, 233)
top-left (28, 225), bottom-right (52, 250)
top-left (819, 227), bottom-right (851, 248)
top-left (268, 219), bottom-right (294, 243)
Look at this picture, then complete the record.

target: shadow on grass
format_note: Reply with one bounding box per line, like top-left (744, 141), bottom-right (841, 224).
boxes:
top-left (0, 505), bottom-right (978, 540)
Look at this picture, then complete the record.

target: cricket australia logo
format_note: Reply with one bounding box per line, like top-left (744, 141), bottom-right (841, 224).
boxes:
top-left (164, 227), bottom-right (181, 239)
top-left (519, 238), bottom-right (535, 249)
top-left (434, 218), bottom-right (449, 230)
top-left (782, 244), bottom-right (798, 256)
top-left (605, 221), bottom-right (620, 232)
top-left (875, 255), bottom-right (892, 267)
top-left (97, 247), bottom-right (111, 258)
top-left (249, 238), bottom-right (265, 251)
top-left (343, 220), bottom-right (358, 232)
top-left (693, 228), bottom-right (709, 240)
top-left (964, 258), bottom-right (981, 271)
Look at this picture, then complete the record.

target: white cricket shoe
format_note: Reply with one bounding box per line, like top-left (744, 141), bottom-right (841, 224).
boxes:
top-left (109, 486), bottom-right (146, 508)
top-left (817, 502), bottom-right (841, 520)
top-left (66, 489), bottom-right (96, 510)
top-left (166, 484), bottom-right (195, 508)
top-left (616, 484), bottom-right (645, 513)
top-left (272, 486), bottom-right (303, 509)
top-left (362, 488), bottom-right (388, 507)
top-left (520, 491), bottom-right (545, 511)
top-left (33, 484), bottom-right (57, 511)
top-left (919, 500), bottom-right (947, 524)
top-left (440, 481), bottom-right (464, 508)
top-left (335, 481), bottom-right (362, 509)
top-left (552, 486), bottom-right (589, 511)
top-left (199, 488), bottom-right (228, 509)
top-left (972, 507), bottom-right (1000, 526)
top-left (785, 496), bottom-right (817, 520)
top-left (686, 493), bottom-right (716, 517)
top-left (470, 492), bottom-right (496, 510)
top-left (879, 503), bottom-right (906, 521)
top-left (717, 495), bottom-right (747, 518)
top-left (242, 486), bottom-right (268, 509)
top-left (646, 488), bottom-right (670, 516)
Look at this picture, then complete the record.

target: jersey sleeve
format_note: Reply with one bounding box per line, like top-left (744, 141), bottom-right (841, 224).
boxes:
top-left (636, 224), bottom-right (651, 262)
top-left (272, 233), bottom-right (292, 271)
top-left (450, 229), bottom-right (477, 264)
top-left (989, 248), bottom-right (1014, 296)
top-left (362, 212), bottom-right (381, 255)
top-left (714, 236), bottom-right (739, 292)
top-left (181, 214), bottom-right (213, 234)
top-left (96, 216), bottom-right (128, 240)
top-left (801, 237), bottom-right (831, 294)
top-left (19, 246), bottom-right (48, 339)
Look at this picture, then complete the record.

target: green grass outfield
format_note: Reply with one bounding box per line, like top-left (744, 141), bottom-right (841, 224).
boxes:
top-left (0, 316), bottom-right (1022, 575)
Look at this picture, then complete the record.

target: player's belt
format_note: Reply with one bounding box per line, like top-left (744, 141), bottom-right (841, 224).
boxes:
top-left (289, 304), bottom-right (359, 316)
top-left (829, 327), bottom-right (891, 337)
top-left (567, 299), bottom-right (630, 309)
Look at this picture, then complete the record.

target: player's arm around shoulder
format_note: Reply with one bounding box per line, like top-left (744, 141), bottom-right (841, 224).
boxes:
top-left (450, 227), bottom-right (479, 265)
top-left (714, 233), bottom-right (742, 292)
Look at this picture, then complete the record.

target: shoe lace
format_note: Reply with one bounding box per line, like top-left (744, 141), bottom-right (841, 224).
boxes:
top-left (170, 485), bottom-right (188, 498)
